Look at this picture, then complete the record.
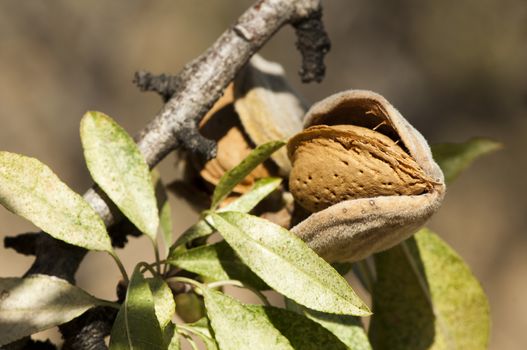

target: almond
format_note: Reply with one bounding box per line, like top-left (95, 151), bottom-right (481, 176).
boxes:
top-left (288, 90), bottom-right (446, 262)
top-left (288, 124), bottom-right (435, 212)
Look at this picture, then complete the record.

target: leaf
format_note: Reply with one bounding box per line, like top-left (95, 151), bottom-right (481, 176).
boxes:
top-left (81, 111), bottom-right (159, 241)
top-left (261, 306), bottom-right (349, 350)
top-left (369, 229), bottom-right (490, 350)
top-left (185, 318), bottom-right (218, 350)
top-left (0, 275), bottom-right (106, 346)
top-left (172, 220), bottom-right (214, 252)
top-left (206, 212), bottom-right (370, 315)
top-left (221, 177), bottom-right (282, 212)
top-left (432, 138), bottom-right (502, 184)
top-left (147, 277), bottom-right (176, 329)
top-left (285, 298), bottom-right (372, 350)
top-left (168, 241), bottom-right (268, 290)
top-left (0, 152), bottom-right (112, 252)
top-left (109, 266), bottom-right (164, 350)
top-left (210, 141), bottom-right (285, 209)
top-left (170, 177), bottom-right (281, 251)
top-left (152, 169), bottom-right (174, 256)
top-left (202, 288), bottom-right (293, 350)
top-left (159, 201), bottom-right (173, 253)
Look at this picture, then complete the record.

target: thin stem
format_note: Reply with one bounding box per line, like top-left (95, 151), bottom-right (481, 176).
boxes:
top-left (181, 333), bottom-right (199, 350)
top-left (166, 276), bottom-right (204, 290)
top-left (96, 300), bottom-right (121, 310)
top-left (137, 261), bottom-right (158, 277)
top-left (208, 280), bottom-right (271, 306)
top-left (152, 240), bottom-right (162, 274)
top-left (109, 250), bottom-right (129, 284)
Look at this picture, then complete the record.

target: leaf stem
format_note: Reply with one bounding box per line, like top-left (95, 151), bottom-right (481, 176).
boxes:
top-left (97, 299), bottom-right (121, 310)
top-left (177, 328), bottom-right (200, 350)
top-left (207, 280), bottom-right (271, 306)
top-left (152, 240), bottom-right (162, 274)
top-left (137, 261), bottom-right (158, 277)
top-left (109, 250), bottom-right (129, 284)
top-left (166, 276), bottom-right (204, 290)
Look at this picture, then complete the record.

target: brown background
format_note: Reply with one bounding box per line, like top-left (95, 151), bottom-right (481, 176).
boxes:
top-left (0, 1), bottom-right (525, 348)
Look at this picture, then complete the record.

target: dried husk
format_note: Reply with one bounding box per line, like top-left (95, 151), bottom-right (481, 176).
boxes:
top-left (234, 54), bottom-right (307, 175)
top-left (289, 90), bottom-right (446, 262)
top-left (193, 55), bottom-right (306, 194)
top-left (195, 83), bottom-right (273, 194)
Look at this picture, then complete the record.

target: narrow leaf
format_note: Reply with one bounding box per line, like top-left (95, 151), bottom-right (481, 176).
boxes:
top-left (185, 318), bottom-right (218, 350)
top-left (171, 177), bottom-right (281, 251)
top-left (81, 111), bottom-right (159, 241)
top-left (152, 169), bottom-right (174, 256)
top-left (147, 277), bottom-right (176, 329)
top-left (285, 298), bottom-right (372, 350)
top-left (0, 275), bottom-right (106, 346)
top-left (172, 220), bottom-right (214, 252)
top-left (109, 266), bottom-right (164, 350)
top-left (221, 177), bottom-right (282, 212)
top-left (207, 212), bottom-right (370, 315)
top-left (369, 229), bottom-right (490, 349)
top-left (210, 141), bottom-right (285, 209)
top-left (160, 201), bottom-right (173, 253)
top-left (0, 152), bottom-right (112, 252)
top-left (168, 241), bottom-right (268, 290)
top-left (432, 138), bottom-right (501, 184)
top-left (202, 288), bottom-right (293, 350)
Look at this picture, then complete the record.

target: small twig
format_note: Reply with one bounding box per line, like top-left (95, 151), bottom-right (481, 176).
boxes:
top-left (175, 125), bottom-right (217, 163)
top-left (4, 232), bottom-right (39, 256)
top-left (59, 306), bottom-right (118, 350)
top-left (293, 7), bottom-right (331, 83)
top-left (133, 71), bottom-right (182, 102)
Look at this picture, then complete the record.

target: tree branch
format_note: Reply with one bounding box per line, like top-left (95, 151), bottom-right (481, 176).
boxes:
top-left (4, 0), bottom-right (329, 347)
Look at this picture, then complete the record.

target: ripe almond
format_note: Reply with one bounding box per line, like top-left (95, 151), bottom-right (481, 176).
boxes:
top-left (288, 124), bottom-right (435, 212)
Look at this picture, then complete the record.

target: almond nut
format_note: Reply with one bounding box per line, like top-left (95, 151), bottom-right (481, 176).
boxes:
top-left (288, 124), bottom-right (435, 212)
top-left (289, 90), bottom-right (446, 262)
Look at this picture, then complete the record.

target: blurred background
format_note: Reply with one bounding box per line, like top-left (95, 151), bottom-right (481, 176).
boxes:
top-left (0, 0), bottom-right (525, 348)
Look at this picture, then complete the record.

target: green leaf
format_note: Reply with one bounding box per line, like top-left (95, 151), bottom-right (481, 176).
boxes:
top-left (261, 306), bottom-right (349, 350)
top-left (170, 177), bottom-right (281, 252)
top-left (168, 241), bottom-right (268, 290)
top-left (0, 275), bottom-right (107, 346)
top-left (285, 298), bottom-right (372, 350)
top-left (81, 111), bottom-right (159, 241)
top-left (160, 201), bottom-right (173, 253)
top-left (202, 288), bottom-right (293, 350)
top-left (432, 138), bottom-right (501, 184)
top-left (147, 277), bottom-right (176, 329)
top-left (210, 141), bottom-right (285, 209)
top-left (172, 220), bottom-right (214, 252)
top-left (185, 318), bottom-right (218, 350)
top-left (221, 177), bottom-right (282, 212)
top-left (369, 229), bottom-right (490, 350)
top-left (0, 152), bottom-right (112, 252)
top-left (151, 169), bottom-right (174, 256)
top-left (207, 212), bottom-right (370, 315)
top-left (109, 266), bottom-right (164, 350)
